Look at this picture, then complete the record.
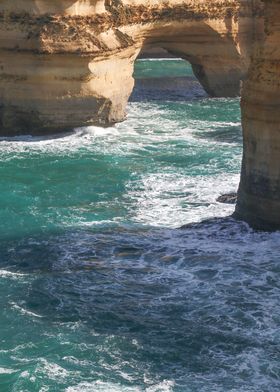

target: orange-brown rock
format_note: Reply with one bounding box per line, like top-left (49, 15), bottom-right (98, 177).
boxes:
top-left (235, 0), bottom-right (280, 230)
top-left (0, 0), bottom-right (263, 135)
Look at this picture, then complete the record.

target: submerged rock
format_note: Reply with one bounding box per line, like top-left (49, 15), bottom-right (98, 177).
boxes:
top-left (217, 193), bottom-right (237, 205)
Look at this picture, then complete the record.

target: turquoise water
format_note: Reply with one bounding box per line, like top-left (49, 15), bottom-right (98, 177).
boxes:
top-left (0, 60), bottom-right (280, 392)
top-left (134, 59), bottom-right (195, 79)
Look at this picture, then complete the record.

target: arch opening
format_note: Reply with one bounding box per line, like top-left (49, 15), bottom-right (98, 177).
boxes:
top-left (0, 12), bottom-right (248, 135)
top-left (127, 20), bottom-right (246, 102)
top-left (130, 44), bottom-right (207, 104)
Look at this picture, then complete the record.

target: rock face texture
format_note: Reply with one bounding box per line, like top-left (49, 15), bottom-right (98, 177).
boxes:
top-left (0, 0), bottom-right (263, 135)
top-left (235, 0), bottom-right (280, 230)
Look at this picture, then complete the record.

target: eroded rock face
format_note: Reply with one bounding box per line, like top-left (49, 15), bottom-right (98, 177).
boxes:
top-left (235, 0), bottom-right (280, 230)
top-left (0, 0), bottom-right (263, 135)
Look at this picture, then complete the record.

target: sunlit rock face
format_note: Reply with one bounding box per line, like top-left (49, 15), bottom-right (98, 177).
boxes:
top-left (235, 0), bottom-right (280, 230)
top-left (0, 0), bottom-right (263, 135)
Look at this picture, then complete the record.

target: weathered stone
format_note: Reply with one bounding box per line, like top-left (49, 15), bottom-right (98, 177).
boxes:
top-left (217, 193), bottom-right (237, 205)
top-left (234, 0), bottom-right (280, 230)
top-left (0, 0), bottom-right (263, 135)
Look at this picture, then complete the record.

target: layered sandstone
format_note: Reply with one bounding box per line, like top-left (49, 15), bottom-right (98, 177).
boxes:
top-left (235, 0), bottom-right (280, 230)
top-left (0, 0), bottom-right (263, 135)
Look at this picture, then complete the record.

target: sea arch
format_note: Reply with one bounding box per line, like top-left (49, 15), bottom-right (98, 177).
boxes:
top-left (2, 0), bottom-right (280, 231)
top-left (0, 0), bottom-right (262, 134)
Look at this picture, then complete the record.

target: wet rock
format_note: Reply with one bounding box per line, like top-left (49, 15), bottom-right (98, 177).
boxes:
top-left (217, 192), bottom-right (237, 204)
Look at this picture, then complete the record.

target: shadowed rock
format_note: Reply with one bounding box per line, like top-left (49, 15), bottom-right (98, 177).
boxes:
top-left (235, 0), bottom-right (280, 230)
top-left (217, 193), bottom-right (237, 205)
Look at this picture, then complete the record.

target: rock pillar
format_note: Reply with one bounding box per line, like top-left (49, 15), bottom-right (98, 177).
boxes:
top-left (235, 0), bottom-right (280, 230)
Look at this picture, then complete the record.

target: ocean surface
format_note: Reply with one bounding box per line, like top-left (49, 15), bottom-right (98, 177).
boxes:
top-left (0, 59), bottom-right (280, 392)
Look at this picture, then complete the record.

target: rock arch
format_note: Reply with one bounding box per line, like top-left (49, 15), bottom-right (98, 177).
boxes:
top-left (0, 0), bottom-right (263, 135)
top-left (2, 0), bottom-right (280, 231)
top-left (136, 22), bottom-right (247, 98)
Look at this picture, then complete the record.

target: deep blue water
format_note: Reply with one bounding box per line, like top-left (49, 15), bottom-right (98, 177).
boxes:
top-left (0, 59), bottom-right (279, 392)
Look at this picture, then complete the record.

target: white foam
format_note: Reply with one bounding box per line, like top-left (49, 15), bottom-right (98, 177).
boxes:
top-left (10, 302), bottom-right (43, 318)
top-left (66, 380), bottom-right (175, 392)
top-left (0, 98), bottom-right (242, 232)
top-left (66, 381), bottom-right (142, 392)
top-left (74, 126), bottom-right (120, 137)
top-left (0, 99), bottom-right (240, 162)
top-left (0, 270), bottom-right (27, 279)
top-left (126, 172), bottom-right (240, 228)
top-left (0, 342), bottom-right (35, 354)
top-left (146, 380), bottom-right (175, 392)
top-left (0, 367), bottom-right (17, 374)
top-left (35, 359), bottom-right (70, 381)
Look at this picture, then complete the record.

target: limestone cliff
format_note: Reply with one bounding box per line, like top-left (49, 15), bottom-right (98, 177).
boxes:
top-left (235, 0), bottom-right (280, 230)
top-left (0, 0), bottom-right (263, 135)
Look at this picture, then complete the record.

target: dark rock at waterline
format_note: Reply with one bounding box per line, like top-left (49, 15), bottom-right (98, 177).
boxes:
top-left (216, 192), bottom-right (237, 204)
top-left (179, 217), bottom-right (250, 236)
